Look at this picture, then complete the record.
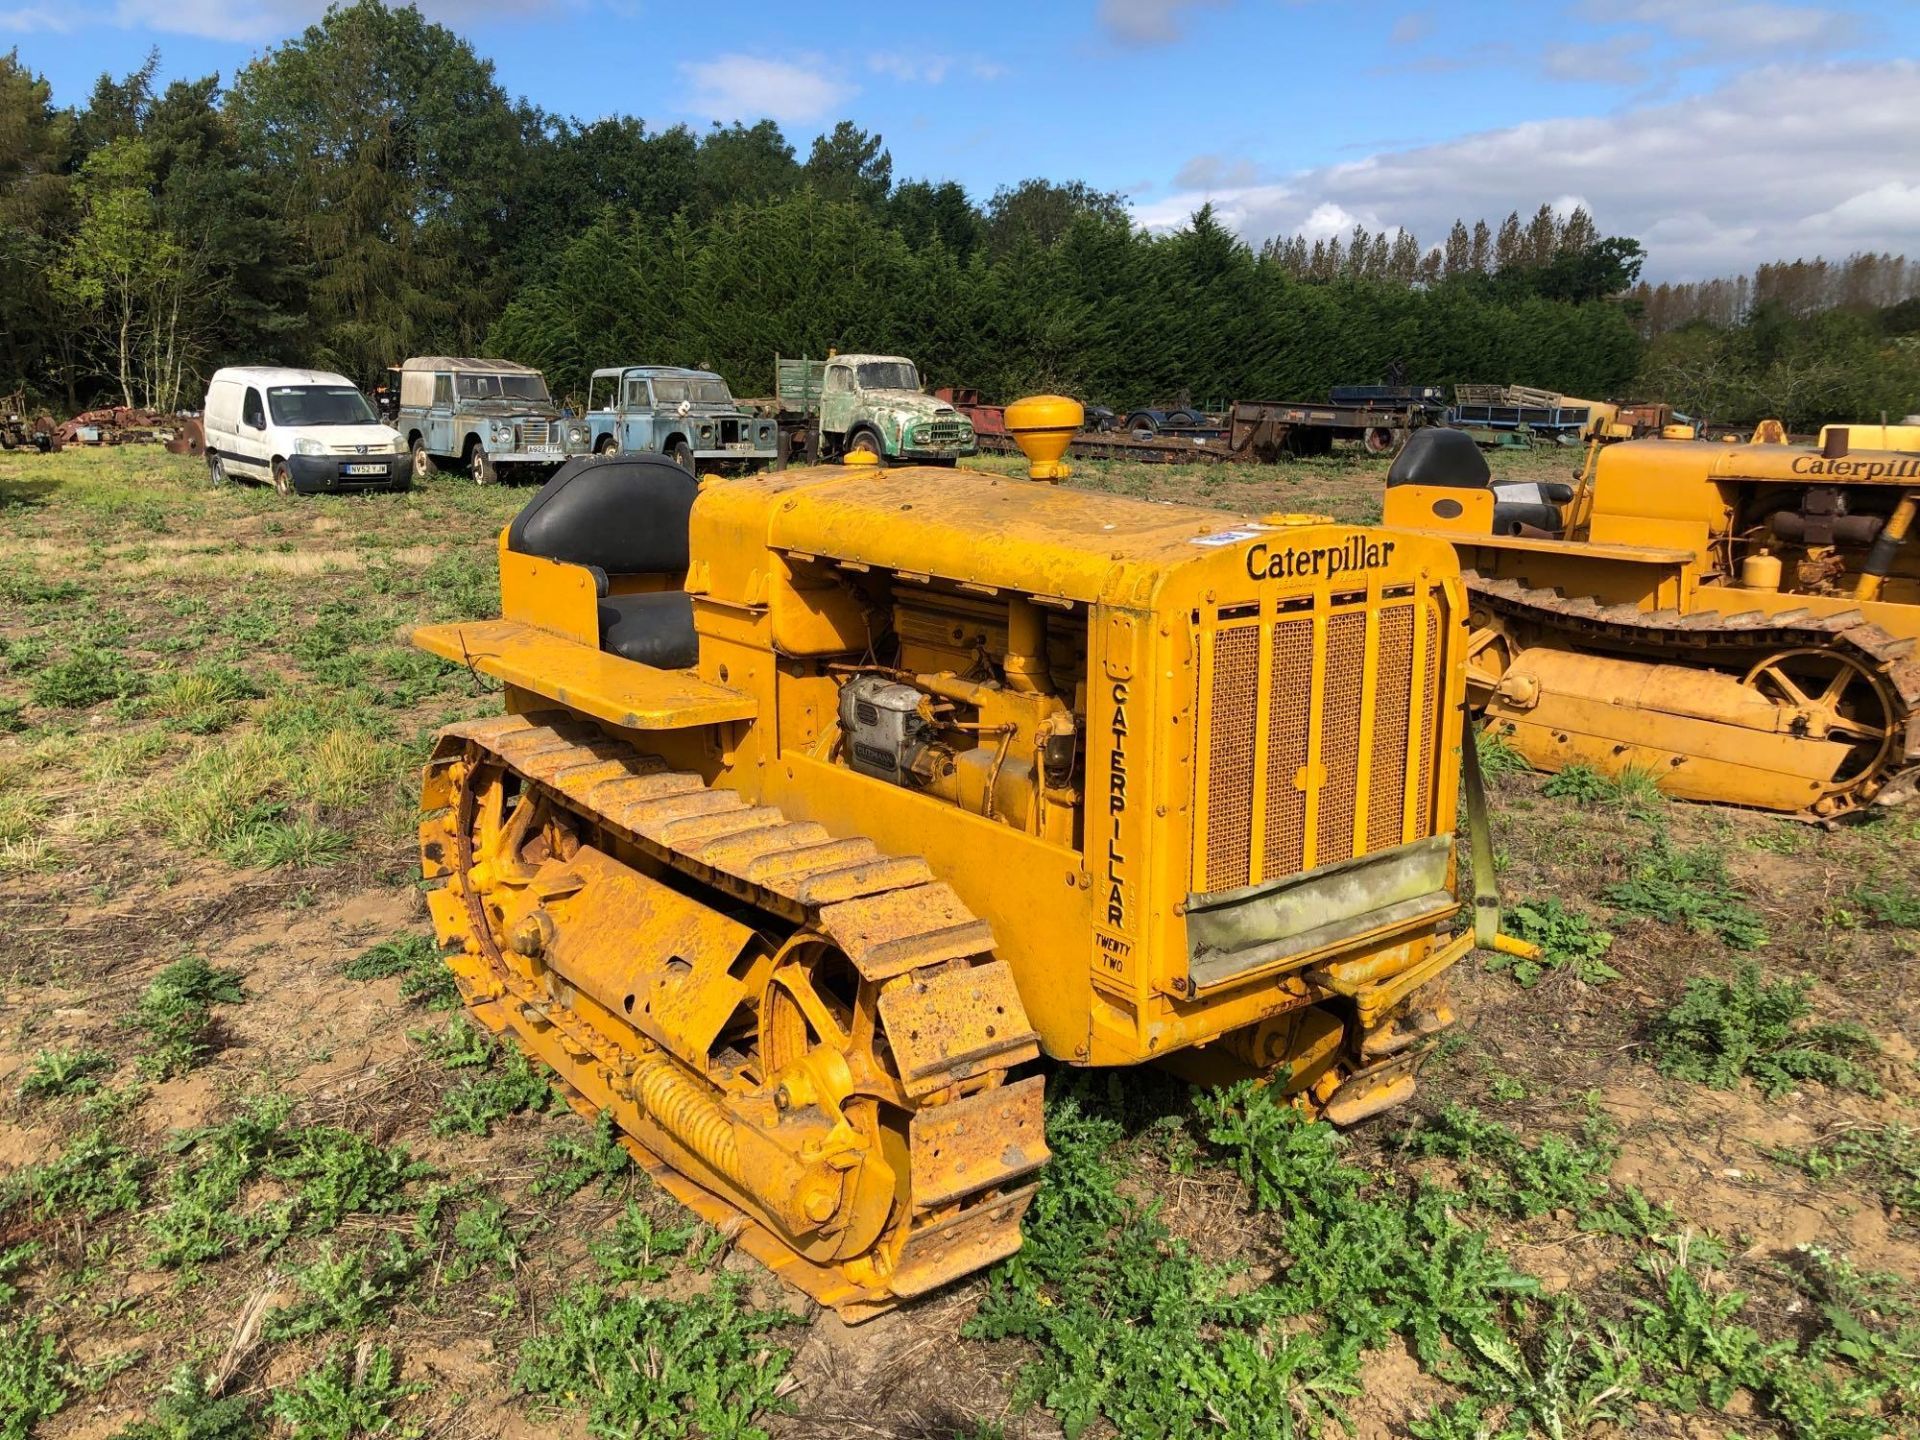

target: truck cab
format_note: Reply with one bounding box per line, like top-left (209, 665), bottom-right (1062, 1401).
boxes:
top-left (394, 356), bottom-right (588, 485)
top-left (583, 366), bottom-right (778, 472)
top-left (788, 354), bottom-right (976, 466)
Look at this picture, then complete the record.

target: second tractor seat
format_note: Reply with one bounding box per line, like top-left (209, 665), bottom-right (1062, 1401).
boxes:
top-left (1387, 427), bottom-right (1573, 536)
top-left (506, 455), bottom-right (701, 668)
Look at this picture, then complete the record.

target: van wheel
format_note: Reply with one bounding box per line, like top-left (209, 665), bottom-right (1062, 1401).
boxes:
top-left (665, 438), bottom-right (694, 473)
top-left (271, 459), bottom-right (294, 496)
top-left (467, 444), bottom-right (496, 486)
top-left (208, 454), bottom-right (231, 487)
top-left (410, 439), bottom-right (434, 479)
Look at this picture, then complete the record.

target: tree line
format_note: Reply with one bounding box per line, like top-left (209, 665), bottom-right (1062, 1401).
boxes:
top-left (0, 0), bottom-right (1911, 429)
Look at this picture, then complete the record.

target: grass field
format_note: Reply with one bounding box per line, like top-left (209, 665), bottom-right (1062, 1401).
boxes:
top-left (2, 444), bottom-right (1918, 1440)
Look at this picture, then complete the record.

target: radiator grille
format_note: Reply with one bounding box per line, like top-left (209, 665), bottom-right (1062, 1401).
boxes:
top-left (1195, 593), bottom-right (1444, 895)
top-left (1203, 626), bottom-right (1260, 892)
top-left (520, 419), bottom-right (552, 447)
top-left (1366, 607), bottom-right (1416, 853)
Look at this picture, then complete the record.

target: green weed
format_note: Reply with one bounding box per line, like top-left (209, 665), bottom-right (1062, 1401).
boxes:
top-left (0, 1313), bottom-right (71, 1440)
top-left (531, 1110), bottom-right (632, 1197)
top-left (146, 664), bottom-right (261, 735)
top-left (265, 1239), bottom-right (426, 1340)
top-left (430, 1046), bottom-right (551, 1138)
top-left (0, 698), bottom-right (21, 733)
top-left (1842, 877), bottom-right (1920, 929)
top-left (128, 953), bottom-right (246, 1079)
top-left (266, 1126), bottom-right (434, 1233)
top-left (0, 1243), bottom-right (40, 1307)
top-left (18, 1046), bottom-right (114, 1099)
top-left (1769, 1125), bottom-right (1920, 1215)
top-left (110, 1365), bottom-right (257, 1440)
top-left (1605, 837), bottom-right (1768, 948)
top-left (268, 1344), bottom-right (420, 1440)
top-left (1651, 963), bottom-right (1880, 1099)
top-left (1475, 728), bottom-right (1532, 779)
top-left (1540, 761), bottom-right (1611, 803)
top-left (29, 645), bottom-right (145, 709)
top-left (1, 1128), bottom-right (145, 1221)
top-left (1542, 761), bottom-right (1665, 819)
top-left (1399, 1105), bottom-right (1617, 1222)
top-left (1491, 899), bottom-right (1621, 987)
top-left (1194, 1079), bottom-right (1363, 1213)
top-left (443, 1197), bottom-right (522, 1284)
top-left (515, 1274), bottom-right (800, 1440)
top-left (408, 1015), bottom-right (492, 1069)
top-left (146, 1097), bottom-right (293, 1269)
top-left (590, 1204), bottom-right (705, 1285)
top-left (345, 934), bottom-right (457, 1010)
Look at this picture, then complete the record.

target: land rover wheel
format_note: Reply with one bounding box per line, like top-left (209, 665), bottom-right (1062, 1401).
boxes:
top-left (410, 439), bottom-right (434, 480)
top-left (595, 436), bottom-right (618, 456)
top-left (208, 453), bottom-right (231, 487)
top-left (467, 444), bottom-right (496, 486)
top-left (271, 459), bottom-right (294, 496)
top-left (665, 438), bottom-right (694, 473)
top-left (845, 428), bottom-right (885, 465)
top-left (0, 431), bottom-right (15, 452)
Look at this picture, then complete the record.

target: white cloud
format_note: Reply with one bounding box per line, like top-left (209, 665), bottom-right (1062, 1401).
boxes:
top-left (1135, 60), bottom-right (1920, 281)
top-left (0, 4), bottom-right (72, 30)
top-left (52, 0), bottom-right (557, 41)
top-left (680, 53), bottom-right (842, 126)
top-left (867, 52), bottom-right (1006, 85)
top-left (1541, 32), bottom-right (1653, 85)
top-left (1097, 0), bottom-right (1230, 43)
top-left (1605, 0), bottom-right (1855, 51)
top-left (1172, 153), bottom-right (1264, 189)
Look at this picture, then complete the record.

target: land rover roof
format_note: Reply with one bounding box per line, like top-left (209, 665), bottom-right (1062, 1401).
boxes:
top-left (397, 357), bottom-right (542, 374)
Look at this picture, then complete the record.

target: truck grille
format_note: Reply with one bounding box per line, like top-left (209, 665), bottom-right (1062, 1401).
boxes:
top-left (1193, 591), bottom-right (1445, 895)
top-left (916, 421), bottom-right (970, 446)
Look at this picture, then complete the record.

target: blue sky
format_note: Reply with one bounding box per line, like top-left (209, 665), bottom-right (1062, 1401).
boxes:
top-left (6, 0), bottom-right (1918, 281)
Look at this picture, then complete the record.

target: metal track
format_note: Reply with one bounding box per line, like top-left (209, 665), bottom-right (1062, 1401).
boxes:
top-left (420, 710), bottom-right (1047, 1319)
top-left (1464, 570), bottom-right (1920, 810)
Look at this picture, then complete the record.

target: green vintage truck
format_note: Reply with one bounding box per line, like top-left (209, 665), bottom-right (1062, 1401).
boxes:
top-left (773, 353), bottom-right (977, 466)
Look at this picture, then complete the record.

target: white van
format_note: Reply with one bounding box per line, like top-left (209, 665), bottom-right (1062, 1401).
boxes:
top-left (203, 366), bottom-right (409, 494)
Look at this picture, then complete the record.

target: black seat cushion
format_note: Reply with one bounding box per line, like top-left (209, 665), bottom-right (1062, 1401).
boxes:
top-left (598, 592), bottom-right (698, 668)
top-left (1386, 427), bottom-right (1492, 489)
top-left (508, 455), bottom-right (698, 573)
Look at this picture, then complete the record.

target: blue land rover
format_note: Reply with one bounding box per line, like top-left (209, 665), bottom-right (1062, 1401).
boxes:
top-left (583, 365), bottom-right (778, 471)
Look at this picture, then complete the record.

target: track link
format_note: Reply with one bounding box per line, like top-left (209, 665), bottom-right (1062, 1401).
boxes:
top-left (1465, 570), bottom-right (1920, 810)
top-left (419, 710), bottom-right (1048, 1319)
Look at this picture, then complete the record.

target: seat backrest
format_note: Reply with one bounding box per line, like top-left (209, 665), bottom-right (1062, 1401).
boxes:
top-left (1386, 427), bottom-right (1492, 489)
top-left (507, 454), bottom-right (698, 573)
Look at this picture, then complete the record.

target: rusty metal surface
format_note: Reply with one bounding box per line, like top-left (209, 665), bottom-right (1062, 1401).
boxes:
top-left (1470, 571), bottom-right (1920, 816)
top-left (877, 960), bottom-right (1039, 1096)
top-left (422, 712), bottom-right (1046, 1320)
top-left (908, 1074), bottom-right (1048, 1209)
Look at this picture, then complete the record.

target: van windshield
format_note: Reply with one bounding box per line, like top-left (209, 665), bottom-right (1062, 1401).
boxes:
top-left (267, 386), bottom-right (377, 426)
top-left (652, 378), bottom-right (735, 407)
top-left (455, 373), bottom-right (550, 403)
top-left (855, 361), bottom-right (919, 392)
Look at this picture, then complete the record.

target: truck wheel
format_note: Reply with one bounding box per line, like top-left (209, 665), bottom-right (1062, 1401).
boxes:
top-left (208, 453), bottom-right (231, 487)
top-left (410, 439), bottom-right (435, 480)
top-left (665, 438), bottom-right (694, 473)
top-left (271, 458), bottom-right (294, 495)
top-left (845, 429), bottom-right (885, 465)
top-left (467, 444), bottom-right (496, 486)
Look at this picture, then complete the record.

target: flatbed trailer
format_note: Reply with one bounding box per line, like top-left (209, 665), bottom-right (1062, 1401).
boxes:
top-left (943, 389), bottom-right (1434, 466)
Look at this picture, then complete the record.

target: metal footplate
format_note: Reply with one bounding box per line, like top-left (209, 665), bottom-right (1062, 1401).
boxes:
top-left (419, 710), bottom-right (1047, 1320)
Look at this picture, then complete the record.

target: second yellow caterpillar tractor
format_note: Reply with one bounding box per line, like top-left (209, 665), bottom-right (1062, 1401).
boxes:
top-left (1385, 425), bottom-right (1920, 818)
top-left (410, 397), bottom-right (1500, 1318)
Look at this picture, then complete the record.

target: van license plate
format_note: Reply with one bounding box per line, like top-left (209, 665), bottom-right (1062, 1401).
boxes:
top-left (344, 463), bottom-right (386, 476)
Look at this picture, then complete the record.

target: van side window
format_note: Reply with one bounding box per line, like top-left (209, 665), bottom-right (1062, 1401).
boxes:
top-left (242, 388), bottom-right (265, 428)
top-left (433, 375), bottom-right (452, 408)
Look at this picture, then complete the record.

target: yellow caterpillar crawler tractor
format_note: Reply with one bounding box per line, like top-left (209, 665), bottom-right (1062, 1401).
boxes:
top-left (410, 398), bottom-right (1491, 1318)
top-left (1384, 426), bottom-right (1920, 817)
